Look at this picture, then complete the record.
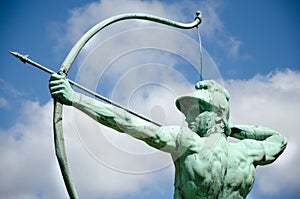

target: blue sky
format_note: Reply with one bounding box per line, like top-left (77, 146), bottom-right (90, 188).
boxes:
top-left (1, 0), bottom-right (300, 199)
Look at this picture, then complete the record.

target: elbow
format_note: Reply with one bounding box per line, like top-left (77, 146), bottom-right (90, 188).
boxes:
top-left (267, 133), bottom-right (288, 148)
top-left (272, 135), bottom-right (288, 161)
top-left (281, 136), bottom-right (288, 152)
top-left (277, 134), bottom-right (288, 151)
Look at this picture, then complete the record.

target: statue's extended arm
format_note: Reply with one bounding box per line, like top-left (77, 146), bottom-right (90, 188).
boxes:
top-left (230, 124), bottom-right (283, 141)
top-left (230, 124), bottom-right (287, 165)
top-left (49, 74), bottom-right (182, 153)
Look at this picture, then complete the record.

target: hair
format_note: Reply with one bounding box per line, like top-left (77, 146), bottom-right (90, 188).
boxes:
top-left (205, 112), bottom-right (231, 137)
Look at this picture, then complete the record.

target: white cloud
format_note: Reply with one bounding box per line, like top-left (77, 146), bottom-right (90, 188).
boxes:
top-left (0, 97), bottom-right (9, 109)
top-left (74, 27), bottom-right (204, 90)
top-left (52, 0), bottom-right (186, 53)
top-left (49, 0), bottom-right (244, 61)
top-left (0, 99), bottom-right (175, 199)
top-left (0, 78), bottom-right (24, 98)
top-left (0, 101), bottom-right (68, 199)
top-left (228, 36), bottom-right (243, 58)
top-left (226, 69), bottom-right (300, 195)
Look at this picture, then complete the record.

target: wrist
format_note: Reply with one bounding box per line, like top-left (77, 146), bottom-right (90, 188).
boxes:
top-left (73, 92), bottom-right (81, 105)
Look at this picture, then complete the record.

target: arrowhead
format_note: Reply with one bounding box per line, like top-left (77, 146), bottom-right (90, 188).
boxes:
top-left (8, 50), bottom-right (19, 58)
top-left (8, 50), bottom-right (28, 63)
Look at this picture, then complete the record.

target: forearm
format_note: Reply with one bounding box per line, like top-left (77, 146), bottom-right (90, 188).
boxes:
top-left (73, 92), bottom-right (126, 132)
top-left (236, 124), bottom-right (288, 165)
top-left (230, 124), bottom-right (282, 141)
top-left (72, 92), bottom-right (159, 136)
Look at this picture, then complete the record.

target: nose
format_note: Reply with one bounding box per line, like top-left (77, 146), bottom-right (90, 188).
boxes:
top-left (185, 117), bottom-right (194, 124)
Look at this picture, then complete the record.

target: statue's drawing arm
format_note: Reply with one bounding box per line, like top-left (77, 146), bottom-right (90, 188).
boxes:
top-left (49, 73), bottom-right (183, 153)
top-left (230, 124), bottom-right (287, 165)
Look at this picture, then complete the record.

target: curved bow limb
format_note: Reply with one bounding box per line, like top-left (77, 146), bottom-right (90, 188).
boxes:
top-left (60, 12), bottom-right (202, 74)
top-left (53, 100), bottom-right (79, 199)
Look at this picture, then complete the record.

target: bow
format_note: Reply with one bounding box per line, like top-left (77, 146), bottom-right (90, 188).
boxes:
top-left (13, 12), bottom-right (202, 199)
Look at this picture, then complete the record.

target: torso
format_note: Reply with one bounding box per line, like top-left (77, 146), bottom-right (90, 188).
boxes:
top-left (172, 130), bottom-right (256, 199)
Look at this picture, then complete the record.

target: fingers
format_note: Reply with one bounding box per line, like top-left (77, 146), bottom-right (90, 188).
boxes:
top-left (51, 90), bottom-right (64, 99)
top-left (49, 80), bottom-right (72, 95)
top-left (49, 73), bottom-right (67, 85)
top-left (50, 73), bottom-right (64, 81)
top-left (49, 84), bottom-right (73, 105)
top-left (49, 79), bottom-right (65, 87)
top-left (195, 81), bottom-right (209, 90)
top-left (48, 73), bottom-right (74, 105)
top-left (49, 84), bottom-right (64, 100)
top-left (49, 84), bottom-right (65, 93)
top-left (49, 74), bottom-right (70, 88)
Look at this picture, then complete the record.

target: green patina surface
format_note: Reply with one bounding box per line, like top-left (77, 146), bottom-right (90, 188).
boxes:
top-left (15, 11), bottom-right (287, 199)
top-left (49, 74), bottom-right (287, 198)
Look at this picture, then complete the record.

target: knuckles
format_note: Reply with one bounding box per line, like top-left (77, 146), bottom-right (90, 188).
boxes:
top-left (48, 74), bottom-right (73, 105)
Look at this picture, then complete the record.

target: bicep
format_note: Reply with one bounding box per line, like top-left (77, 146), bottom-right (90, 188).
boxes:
top-left (111, 109), bottom-right (197, 154)
top-left (243, 136), bottom-right (287, 166)
top-left (142, 126), bottom-right (181, 153)
top-left (115, 112), bottom-right (181, 153)
top-left (123, 124), bottom-right (194, 155)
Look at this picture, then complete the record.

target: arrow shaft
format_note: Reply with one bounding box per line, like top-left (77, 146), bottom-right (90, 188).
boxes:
top-left (10, 51), bottom-right (162, 126)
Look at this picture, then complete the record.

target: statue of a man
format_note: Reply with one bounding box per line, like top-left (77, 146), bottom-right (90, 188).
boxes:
top-left (49, 73), bottom-right (287, 198)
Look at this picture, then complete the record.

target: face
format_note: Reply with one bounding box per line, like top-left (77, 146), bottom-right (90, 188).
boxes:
top-left (186, 109), bottom-right (215, 137)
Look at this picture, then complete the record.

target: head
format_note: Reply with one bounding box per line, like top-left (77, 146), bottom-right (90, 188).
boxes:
top-left (176, 80), bottom-right (231, 136)
top-left (186, 111), bottom-right (226, 137)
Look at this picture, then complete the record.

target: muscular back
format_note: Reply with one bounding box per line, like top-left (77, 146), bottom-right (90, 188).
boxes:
top-left (171, 127), bottom-right (284, 199)
top-left (173, 133), bottom-right (232, 198)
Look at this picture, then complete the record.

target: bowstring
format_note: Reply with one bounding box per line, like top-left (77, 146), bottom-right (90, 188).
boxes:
top-left (196, 25), bottom-right (203, 81)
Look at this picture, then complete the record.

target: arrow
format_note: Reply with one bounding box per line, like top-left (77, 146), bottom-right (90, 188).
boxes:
top-left (9, 50), bottom-right (162, 127)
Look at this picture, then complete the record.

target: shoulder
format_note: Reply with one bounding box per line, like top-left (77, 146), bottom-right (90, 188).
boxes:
top-left (176, 126), bottom-right (202, 154)
top-left (157, 126), bottom-right (201, 154)
top-left (157, 126), bottom-right (198, 144)
top-left (226, 140), bottom-right (262, 168)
